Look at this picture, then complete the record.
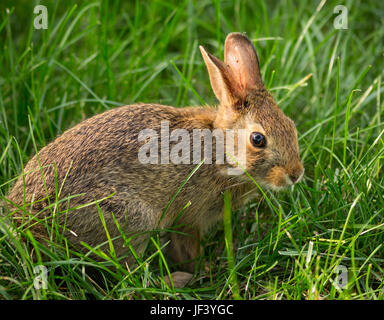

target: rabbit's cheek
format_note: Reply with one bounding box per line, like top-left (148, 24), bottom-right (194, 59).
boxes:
top-left (245, 148), bottom-right (266, 168)
top-left (266, 166), bottom-right (291, 189)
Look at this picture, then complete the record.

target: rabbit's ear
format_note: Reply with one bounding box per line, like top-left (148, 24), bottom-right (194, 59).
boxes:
top-left (199, 45), bottom-right (241, 107)
top-left (224, 33), bottom-right (263, 96)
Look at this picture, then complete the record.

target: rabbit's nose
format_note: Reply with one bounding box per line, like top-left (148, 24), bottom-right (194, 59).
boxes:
top-left (288, 165), bottom-right (304, 184)
top-left (289, 173), bottom-right (300, 183)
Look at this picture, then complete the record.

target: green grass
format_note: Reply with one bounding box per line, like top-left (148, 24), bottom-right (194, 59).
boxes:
top-left (1, 0), bottom-right (384, 300)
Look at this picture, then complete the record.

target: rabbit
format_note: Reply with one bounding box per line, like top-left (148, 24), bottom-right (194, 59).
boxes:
top-left (4, 33), bottom-right (304, 287)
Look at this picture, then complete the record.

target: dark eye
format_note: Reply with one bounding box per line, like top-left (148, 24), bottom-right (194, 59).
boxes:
top-left (250, 132), bottom-right (266, 148)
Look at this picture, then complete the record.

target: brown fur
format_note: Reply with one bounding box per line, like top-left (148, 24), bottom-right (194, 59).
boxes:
top-left (4, 33), bottom-right (304, 285)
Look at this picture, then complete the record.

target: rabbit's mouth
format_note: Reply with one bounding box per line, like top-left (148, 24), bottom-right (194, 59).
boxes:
top-left (264, 165), bottom-right (304, 191)
top-left (231, 169), bottom-right (300, 193)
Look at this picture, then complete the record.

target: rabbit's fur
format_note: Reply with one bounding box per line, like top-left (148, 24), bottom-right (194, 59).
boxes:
top-left (5, 33), bottom-right (304, 283)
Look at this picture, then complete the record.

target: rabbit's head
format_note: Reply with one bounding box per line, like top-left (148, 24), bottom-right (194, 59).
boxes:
top-left (200, 33), bottom-right (304, 190)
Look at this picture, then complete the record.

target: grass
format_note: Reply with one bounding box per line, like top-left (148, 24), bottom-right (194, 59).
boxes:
top-left (0, 0), bottom-right (384, 300)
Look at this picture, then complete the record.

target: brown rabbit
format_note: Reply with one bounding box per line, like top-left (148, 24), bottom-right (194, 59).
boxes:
top-left (5, 33), bottom-right (304, 287)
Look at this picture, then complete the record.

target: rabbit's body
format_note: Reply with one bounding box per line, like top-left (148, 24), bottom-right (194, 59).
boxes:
top-left (6, 33), bottom-right (304, 285)
top-left (7, 104), bottom-right (252, 258)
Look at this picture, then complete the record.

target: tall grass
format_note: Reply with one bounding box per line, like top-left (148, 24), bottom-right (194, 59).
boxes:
top-left (0, 0), bottom-right (384, 299)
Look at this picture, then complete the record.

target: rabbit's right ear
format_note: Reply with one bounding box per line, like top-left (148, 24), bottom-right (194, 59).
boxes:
top-left (224, 33), bottom-right (263, 97)
top-left (199, 46), bottom-right (241, 108)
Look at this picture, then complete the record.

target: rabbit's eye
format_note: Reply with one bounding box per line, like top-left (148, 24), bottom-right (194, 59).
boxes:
top-left (250, 132), bottom-right (266, 148)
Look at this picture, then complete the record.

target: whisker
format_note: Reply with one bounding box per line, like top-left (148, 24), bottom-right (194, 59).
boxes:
top-left (223, 180), bottom-right (249, 190)
top-left (239, 186), bottom-right (259, 199)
